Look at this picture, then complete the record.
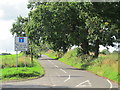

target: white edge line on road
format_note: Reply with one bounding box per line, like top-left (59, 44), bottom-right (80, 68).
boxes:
top-left (107, 79), bottom-right (113, 89)
top-left (64, 75), bottom-right (70, 82)
top-left (75, 80), bottom-right (92, 87)
top-left (60, 69), bottom-right (67, 73)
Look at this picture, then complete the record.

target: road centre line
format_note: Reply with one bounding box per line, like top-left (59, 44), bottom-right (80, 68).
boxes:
top-left (51, 62), bottom-right (54, 64)
top-left (48, 60), bottom-right (54, 65)
top-left (57, 74), bottom-right (60, 77)
top-left (48, 60), bottom-right (59, 68)
top-left (107, 79), bottom-right (113, 90)
top-left (54, 65), bottom-right (59, 68)
top-left (48, 59), bottom-right (70, 83)
top-left (48, 60), bottom-right (51, 62)
top-left (52, 84), bottom-right (56, 86)
top-left (60, 69), bottom-right (67, 73)
top-left (64, 75), bottom-right (70, 82)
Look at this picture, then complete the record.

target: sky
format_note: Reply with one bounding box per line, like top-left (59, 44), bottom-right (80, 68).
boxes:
top-left (0, 0), bottom-right (118, 54)
top-left (0, 0), bottom-right (29, 54)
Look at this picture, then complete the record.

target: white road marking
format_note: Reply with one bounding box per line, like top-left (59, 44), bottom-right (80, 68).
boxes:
top-left (57, 74), bottom-right (60, 77)
top-left (75, 80), bottom-right (92, 87)
top-left (64, 75), bottom-right (70, 82)
top-left (48, 60), bottom-right (59, 68)
top-left (48, 60), bottom-right (51, 62)
top-left (48, 60), bottom-right (54, 65)
top-left (51, 62), bottom-right (54, 65)
top-left (60, 69), bottom-right (67, 73)
top-left (52, 84), bottom-right (56, 86)
top-left (107, 79), bottom-right (113, 89)
top-left (55, 65), bottom-right (59, 68)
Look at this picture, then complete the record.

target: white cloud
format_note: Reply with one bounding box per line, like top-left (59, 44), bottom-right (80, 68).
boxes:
top-left (0, 20), bottom-right (14, 40)
top-left (99, 45), bottom-right (117, 53)
top-left (0, 0), bottom-right (29, 20)
top-left (0, 0), bottom-right (29, 54)
top-left (0, 20), bottom-right (15, 53)
top-left (0, 0), bottom-right (28, 6)
top-left (0, 9), bottom-right (4, 18)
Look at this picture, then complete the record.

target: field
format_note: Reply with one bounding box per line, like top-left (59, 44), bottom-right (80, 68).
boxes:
top-left (45, 49), bottom-right (120, 83)
top-left (0, 53), bottom-right (44, 81)
top-left (1, 53), bottom-right (32, 68)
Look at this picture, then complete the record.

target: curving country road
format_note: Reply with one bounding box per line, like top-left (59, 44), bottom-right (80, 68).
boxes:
top-left (2, 55), bottom-right (118, 89)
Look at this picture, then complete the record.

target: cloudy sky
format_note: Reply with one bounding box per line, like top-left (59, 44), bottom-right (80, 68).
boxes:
top-left (0, 0), bottom-right (117, 54)
top-left (0, 0), bottom-right (29, 54)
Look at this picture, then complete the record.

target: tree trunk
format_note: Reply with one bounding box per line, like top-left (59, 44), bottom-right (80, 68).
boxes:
top-left (94, 40), bottom-right (99, 58)
top-left (63, 46), bottom-right (67, 54)
top-left (81, 40), bottom-right (89, 55)
top-left (80, 28), bottom-right (89, 55)
top-left (31, 47), bottom-right (34, 66)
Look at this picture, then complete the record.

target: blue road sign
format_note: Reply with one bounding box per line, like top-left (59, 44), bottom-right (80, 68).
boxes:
top-left (19, 37), bottom-right (24, 43)
top-left (15, 37), bottom-right (28, 51)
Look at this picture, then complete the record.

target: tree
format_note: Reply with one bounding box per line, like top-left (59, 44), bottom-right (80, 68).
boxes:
top-left (11, 2), bottom-right (119, 60)
top-left (28, 2), bottom-right (93, 54)
top-left (87, 2), bottom-right (119, 58)
top-left (27, 2), bottom-right (119, 58)
top-left (11, 16), bottom-right (28, 36)
top-left (28, 2), bottom-right (69, 53)
top-left (10, 16), bottom-right (41, 65)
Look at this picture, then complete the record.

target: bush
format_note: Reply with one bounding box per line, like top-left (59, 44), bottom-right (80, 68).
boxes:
top-left (100, 49), bottom-right (110, 55)
top-left (112, 50), bottom-right (119, 54)
top-left (76, 48), bottom-right (83, 56)
top-left (55, 51), bottom-right (63, 58)
top-left (80, 54), bottom-right (93, 63)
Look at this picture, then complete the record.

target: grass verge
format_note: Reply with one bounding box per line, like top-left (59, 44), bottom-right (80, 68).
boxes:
top-left (0, 54), bottom-right (44, 81)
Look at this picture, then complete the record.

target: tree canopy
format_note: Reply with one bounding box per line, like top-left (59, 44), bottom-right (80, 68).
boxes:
top-left (10, 2), bottom-right (119, 58)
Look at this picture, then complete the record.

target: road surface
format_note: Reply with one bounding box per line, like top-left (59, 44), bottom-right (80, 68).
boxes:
top-left (2, 55), bottom-right (118, 89)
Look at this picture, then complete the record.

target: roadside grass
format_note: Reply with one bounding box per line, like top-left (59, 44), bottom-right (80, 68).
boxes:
top-left (1, 60), bottom-right (44, 81)
top-left (45, 49), bottom-right (120, 83)
top-left (88, 53), bottom-right (119, 83)
top-left (44, 50), bottom-right (58, 59)
top-left (0, 54), bottom-right (44, 81)
top-left (1, 53), bottom-right (23, 68)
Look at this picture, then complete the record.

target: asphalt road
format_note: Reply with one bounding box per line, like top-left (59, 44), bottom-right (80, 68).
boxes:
top-left (2, 55), bottom-right (119, 89)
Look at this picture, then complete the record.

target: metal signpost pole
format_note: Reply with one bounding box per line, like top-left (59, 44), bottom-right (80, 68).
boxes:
top-left (24, 51), bottom-right (26, 67)
top-left (24, 37), bottom-right (28, 68)
top-left (15, 36), bottom-right (18, 70)
top-left (16, 50), bottom-right (18, 70)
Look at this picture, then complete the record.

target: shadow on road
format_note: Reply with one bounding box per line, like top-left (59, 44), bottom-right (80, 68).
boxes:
top-left (63, 68), bottom-right (84, 71)
top-left (2, 85), bottom-right (69, 89)
top-left (2, 87), bottom-right (119, 90)
top-left (40, 58), bottom-right (57, 60)
top-left (56, 76), bottom-right (84, 78)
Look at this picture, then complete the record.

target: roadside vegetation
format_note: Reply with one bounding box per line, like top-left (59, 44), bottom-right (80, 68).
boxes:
top-left (0, 53), bottom-right (44, 81)
top-left (45, 49), bottom-right (120, 83)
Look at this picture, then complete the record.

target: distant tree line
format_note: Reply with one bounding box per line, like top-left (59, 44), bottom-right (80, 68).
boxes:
top-left (10, 2), bottom-right (119, 59)
top-left (0, 53), bottom-right (11, 55)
